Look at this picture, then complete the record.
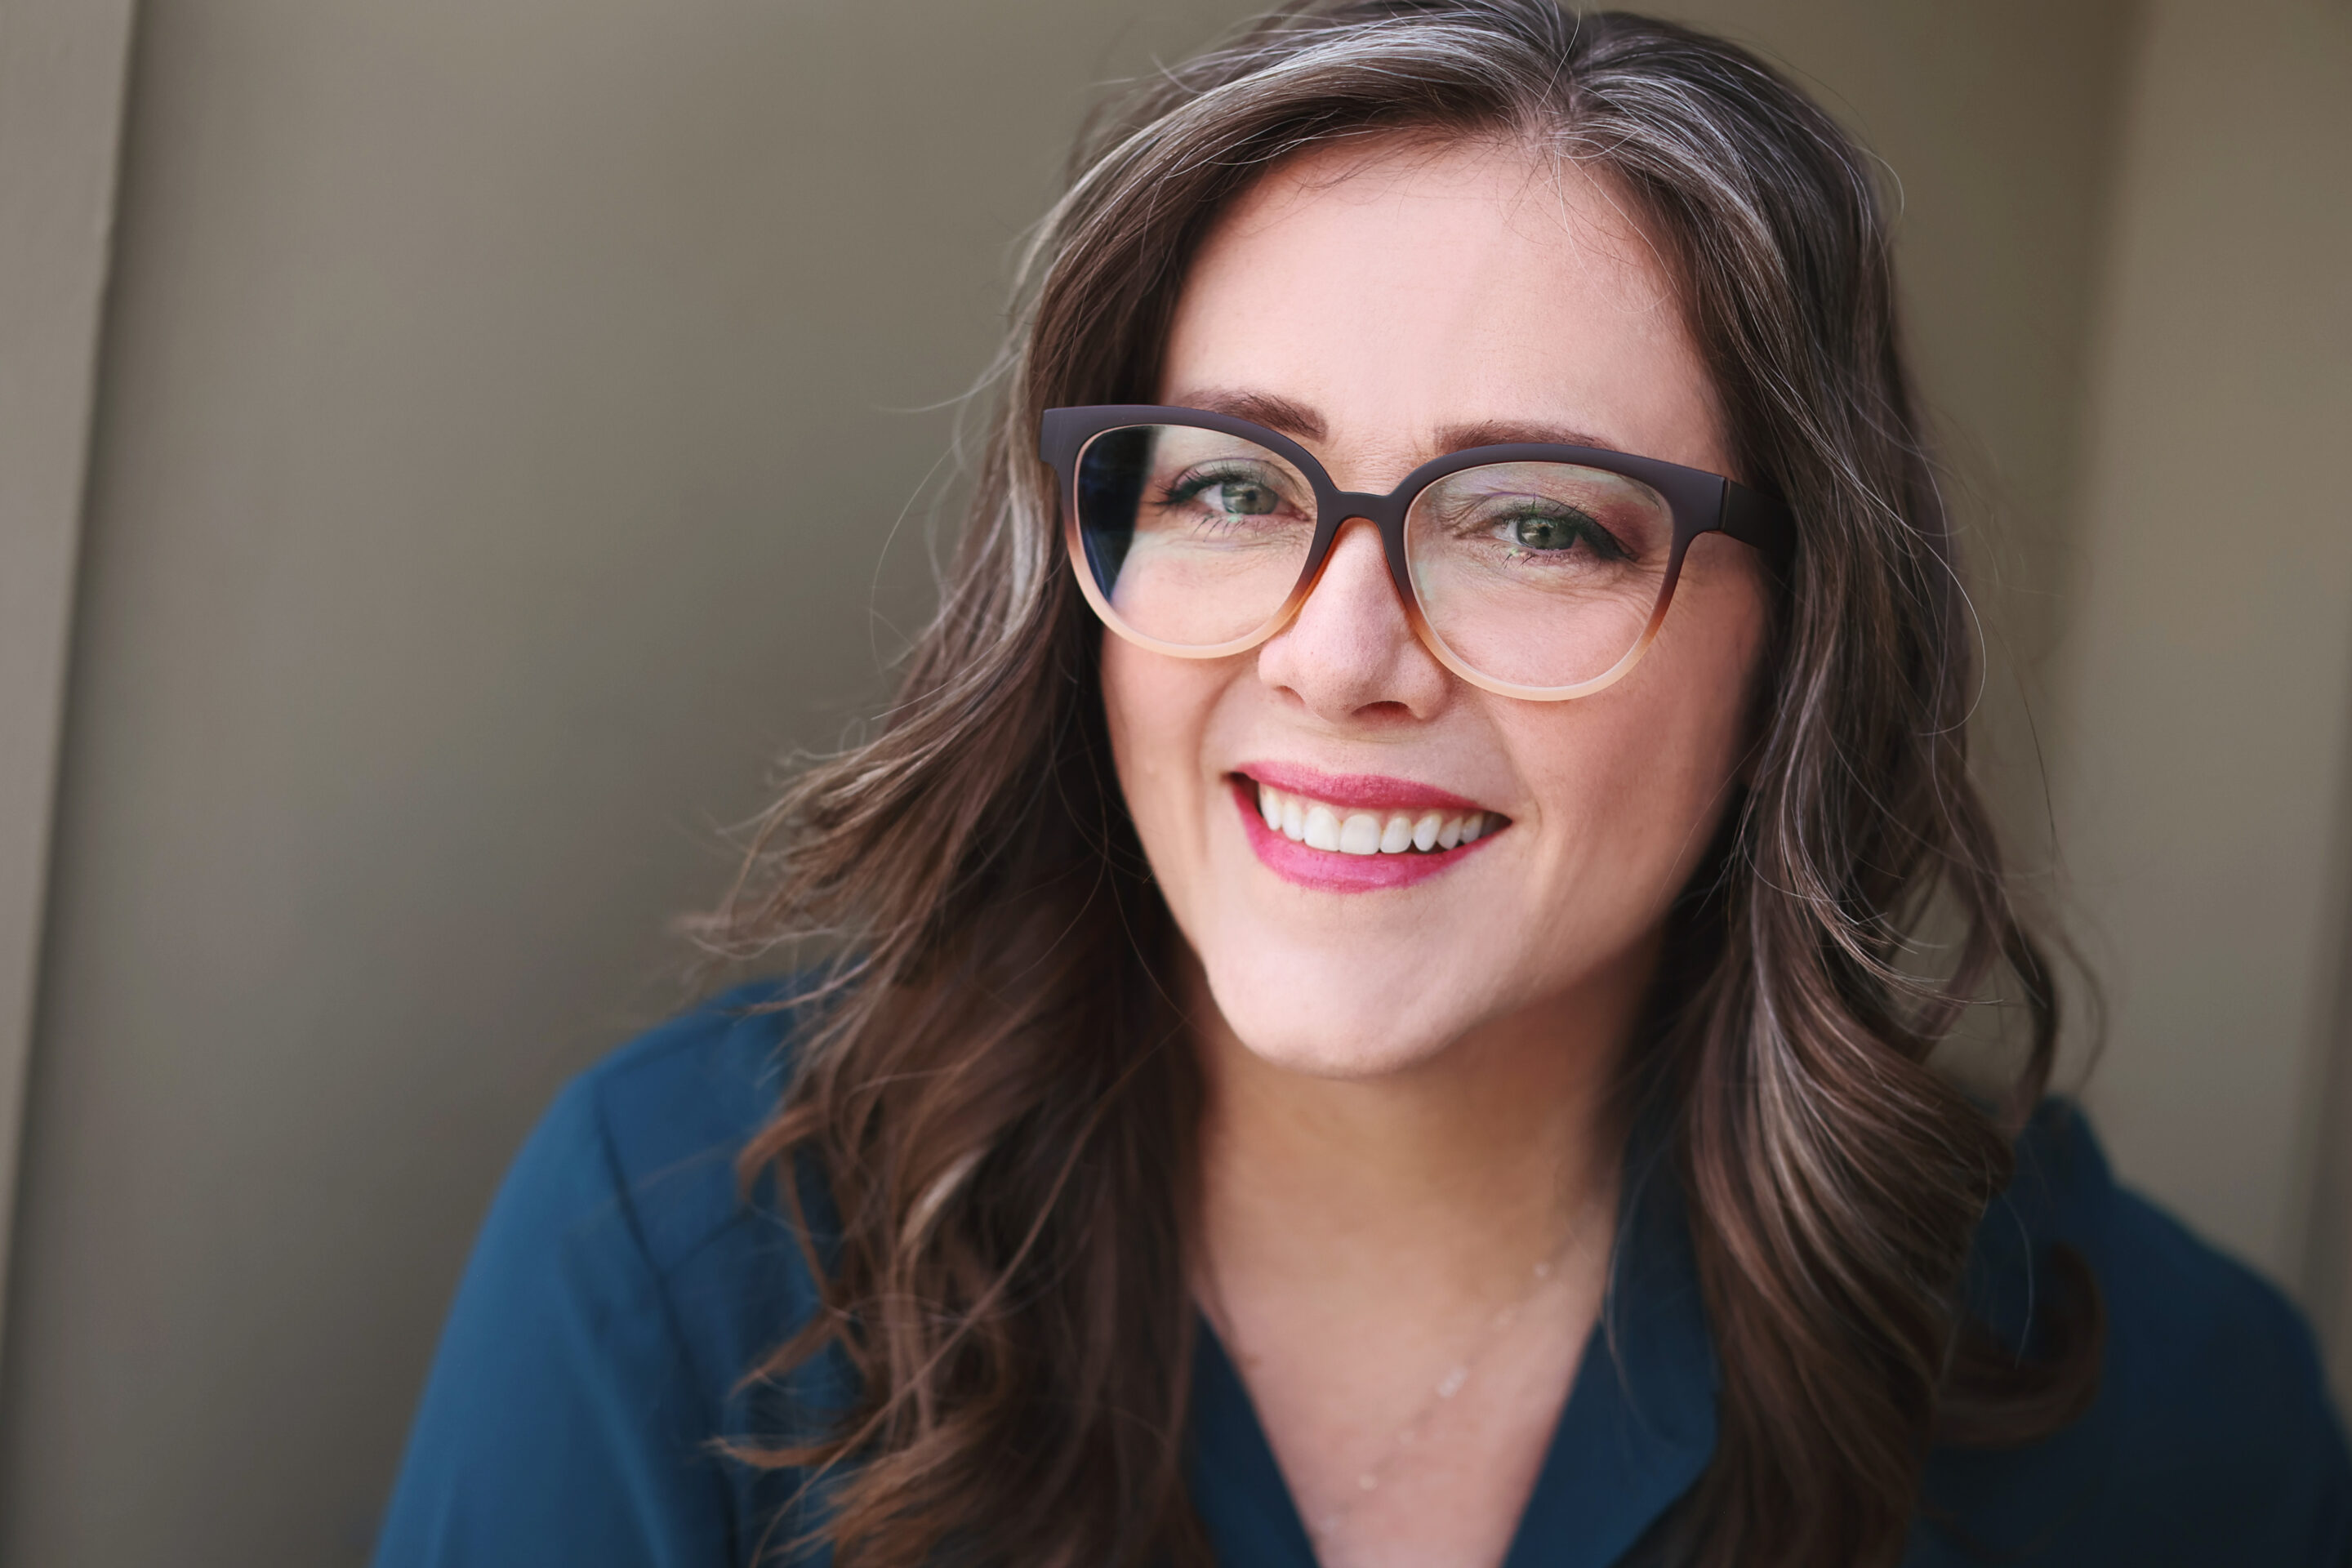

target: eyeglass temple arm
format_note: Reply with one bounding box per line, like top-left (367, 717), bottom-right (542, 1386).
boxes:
top-left (1719, 479), bottom-right (1797, 566)
top-left (1038, 407), bottom-right (1094, 474)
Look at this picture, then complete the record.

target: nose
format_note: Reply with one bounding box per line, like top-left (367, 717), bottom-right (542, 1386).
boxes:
top-left (1254, 518), bottom-right (1450, 723)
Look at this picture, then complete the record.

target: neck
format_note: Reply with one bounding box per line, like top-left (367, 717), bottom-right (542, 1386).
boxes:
top-left (1187, 941), bottom-right (1654, 1321)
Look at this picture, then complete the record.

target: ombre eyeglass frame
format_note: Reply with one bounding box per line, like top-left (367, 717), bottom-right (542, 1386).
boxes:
top-left (1040, 404), bottom-right (1797, 702)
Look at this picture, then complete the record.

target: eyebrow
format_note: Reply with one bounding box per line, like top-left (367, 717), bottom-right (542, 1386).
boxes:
top-left (1433, 418), bottom-right (1623, 456)
top-left (1166, 388), bottom-right (1327, 443)
top-left (1162, 389), bottom-right (1622, 459)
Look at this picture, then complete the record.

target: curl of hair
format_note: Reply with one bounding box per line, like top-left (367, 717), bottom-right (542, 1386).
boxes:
top-left (701, 6), bottom-right (2102, 1565)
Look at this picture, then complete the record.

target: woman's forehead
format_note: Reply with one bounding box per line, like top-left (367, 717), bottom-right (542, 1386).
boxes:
top-left (1160, 137), bottom-right (1728, 478)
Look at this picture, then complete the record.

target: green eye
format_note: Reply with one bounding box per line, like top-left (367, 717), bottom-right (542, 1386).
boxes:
top-left (1502, 507), bottom-right (1624, 559)
top-left (1512, 514), bottom-right (1575, 550)
top-left (1210, 479), bottom-right (1278, 515)
top-left (1162, 464), bottom-right (1290, 519)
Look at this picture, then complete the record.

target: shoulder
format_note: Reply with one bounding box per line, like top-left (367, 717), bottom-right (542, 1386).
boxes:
top-left (1914, 1102), bottom-right (2352, 1566)
top-left (373, 978), bottom-right (832, 1567)
top-left (531, 978), bottom-right (806, 1270)
top-left (2007, 1102), bottom-right (2336, 1452)
top-left (488, 976), bottom-right (835, 1403)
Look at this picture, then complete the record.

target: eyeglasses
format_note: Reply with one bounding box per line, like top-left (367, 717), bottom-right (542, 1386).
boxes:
top-left (1040, 404), bottom-right (1794, 700)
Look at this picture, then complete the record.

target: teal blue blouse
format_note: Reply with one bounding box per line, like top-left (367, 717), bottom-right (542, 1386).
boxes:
top-left (373, 984), bottom-right (2352, 1566)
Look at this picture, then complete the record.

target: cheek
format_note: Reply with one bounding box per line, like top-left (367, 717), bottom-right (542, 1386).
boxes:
top-left (1099, 639), bottom-right (1231, 893)
top-left (1514, 572), bottom-right (1767, 906)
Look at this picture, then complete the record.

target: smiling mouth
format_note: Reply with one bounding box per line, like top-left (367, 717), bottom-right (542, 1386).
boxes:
top-left (1228, 773), bottom-right (1506, 892)
top-left (1250, 778), bottom-right (1503, 855)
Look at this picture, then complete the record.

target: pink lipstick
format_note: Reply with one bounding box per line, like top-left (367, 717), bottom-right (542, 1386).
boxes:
top-left (1231, 766), bottom-right (1506, 893)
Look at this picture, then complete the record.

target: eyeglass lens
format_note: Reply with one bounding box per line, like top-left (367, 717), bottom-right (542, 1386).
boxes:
top-left (1072, 423), bottom-right (1678, 690)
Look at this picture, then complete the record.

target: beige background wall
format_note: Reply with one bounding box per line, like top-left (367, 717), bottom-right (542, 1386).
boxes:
top-left (2047, 0), bottom-right (2352, 1343)
top-left (0, 3), bottom-right (1259, 1561)
top-left (0, 3), bottom-right (2344, 1566)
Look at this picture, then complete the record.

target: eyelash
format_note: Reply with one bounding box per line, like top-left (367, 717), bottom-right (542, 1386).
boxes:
top-left (1157, 462), bottom-right (1286, 508)
top-left (1490, 506), bottom-right (1628, 559)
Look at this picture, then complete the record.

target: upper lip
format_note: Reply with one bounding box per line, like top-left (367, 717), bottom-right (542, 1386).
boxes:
top-left (1234, 760), bottom-right (1498, 815)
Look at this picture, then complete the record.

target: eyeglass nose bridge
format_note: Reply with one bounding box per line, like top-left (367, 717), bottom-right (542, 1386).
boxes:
top-left (1326, 488), bottom-right (1410, 523)
top-left (1285, 490), bottom-right (1423, 630)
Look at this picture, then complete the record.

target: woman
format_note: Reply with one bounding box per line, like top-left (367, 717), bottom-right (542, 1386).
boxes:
top-left (374, 4), bottom-right (2350, 1566)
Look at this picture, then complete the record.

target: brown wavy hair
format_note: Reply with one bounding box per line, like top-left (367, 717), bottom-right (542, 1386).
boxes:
top-left (704, 4), bottom-right (2101, 1564)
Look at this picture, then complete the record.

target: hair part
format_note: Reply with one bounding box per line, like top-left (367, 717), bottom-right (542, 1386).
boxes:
top-left (703, 6), bottom-right (2100, 1565)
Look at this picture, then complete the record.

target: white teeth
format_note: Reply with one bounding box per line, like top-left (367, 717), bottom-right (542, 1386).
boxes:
top-left (1248, 782), bottom-right (1501, 858)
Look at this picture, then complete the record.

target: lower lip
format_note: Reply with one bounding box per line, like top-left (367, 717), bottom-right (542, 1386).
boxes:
top-left (1232, 777), bottom-right (1500, 893)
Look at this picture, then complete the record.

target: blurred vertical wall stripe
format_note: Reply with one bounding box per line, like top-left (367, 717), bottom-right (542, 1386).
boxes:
top-left (0, 0), bottom-right (136, 1393)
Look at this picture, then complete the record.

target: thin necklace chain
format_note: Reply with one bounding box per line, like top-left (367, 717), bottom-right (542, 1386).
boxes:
top-left (1199, 1192), bottom-right (1604, 1548)
top-left (1308, 1227), bottom-right (1584, 1542)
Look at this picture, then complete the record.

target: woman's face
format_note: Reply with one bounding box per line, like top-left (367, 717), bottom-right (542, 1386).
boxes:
top-left (1101, 139), bottom-right (1770, 1079)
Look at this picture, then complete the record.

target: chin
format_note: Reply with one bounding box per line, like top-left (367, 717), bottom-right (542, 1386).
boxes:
top-left (1195, 937), bottom-right (1481, 1080)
